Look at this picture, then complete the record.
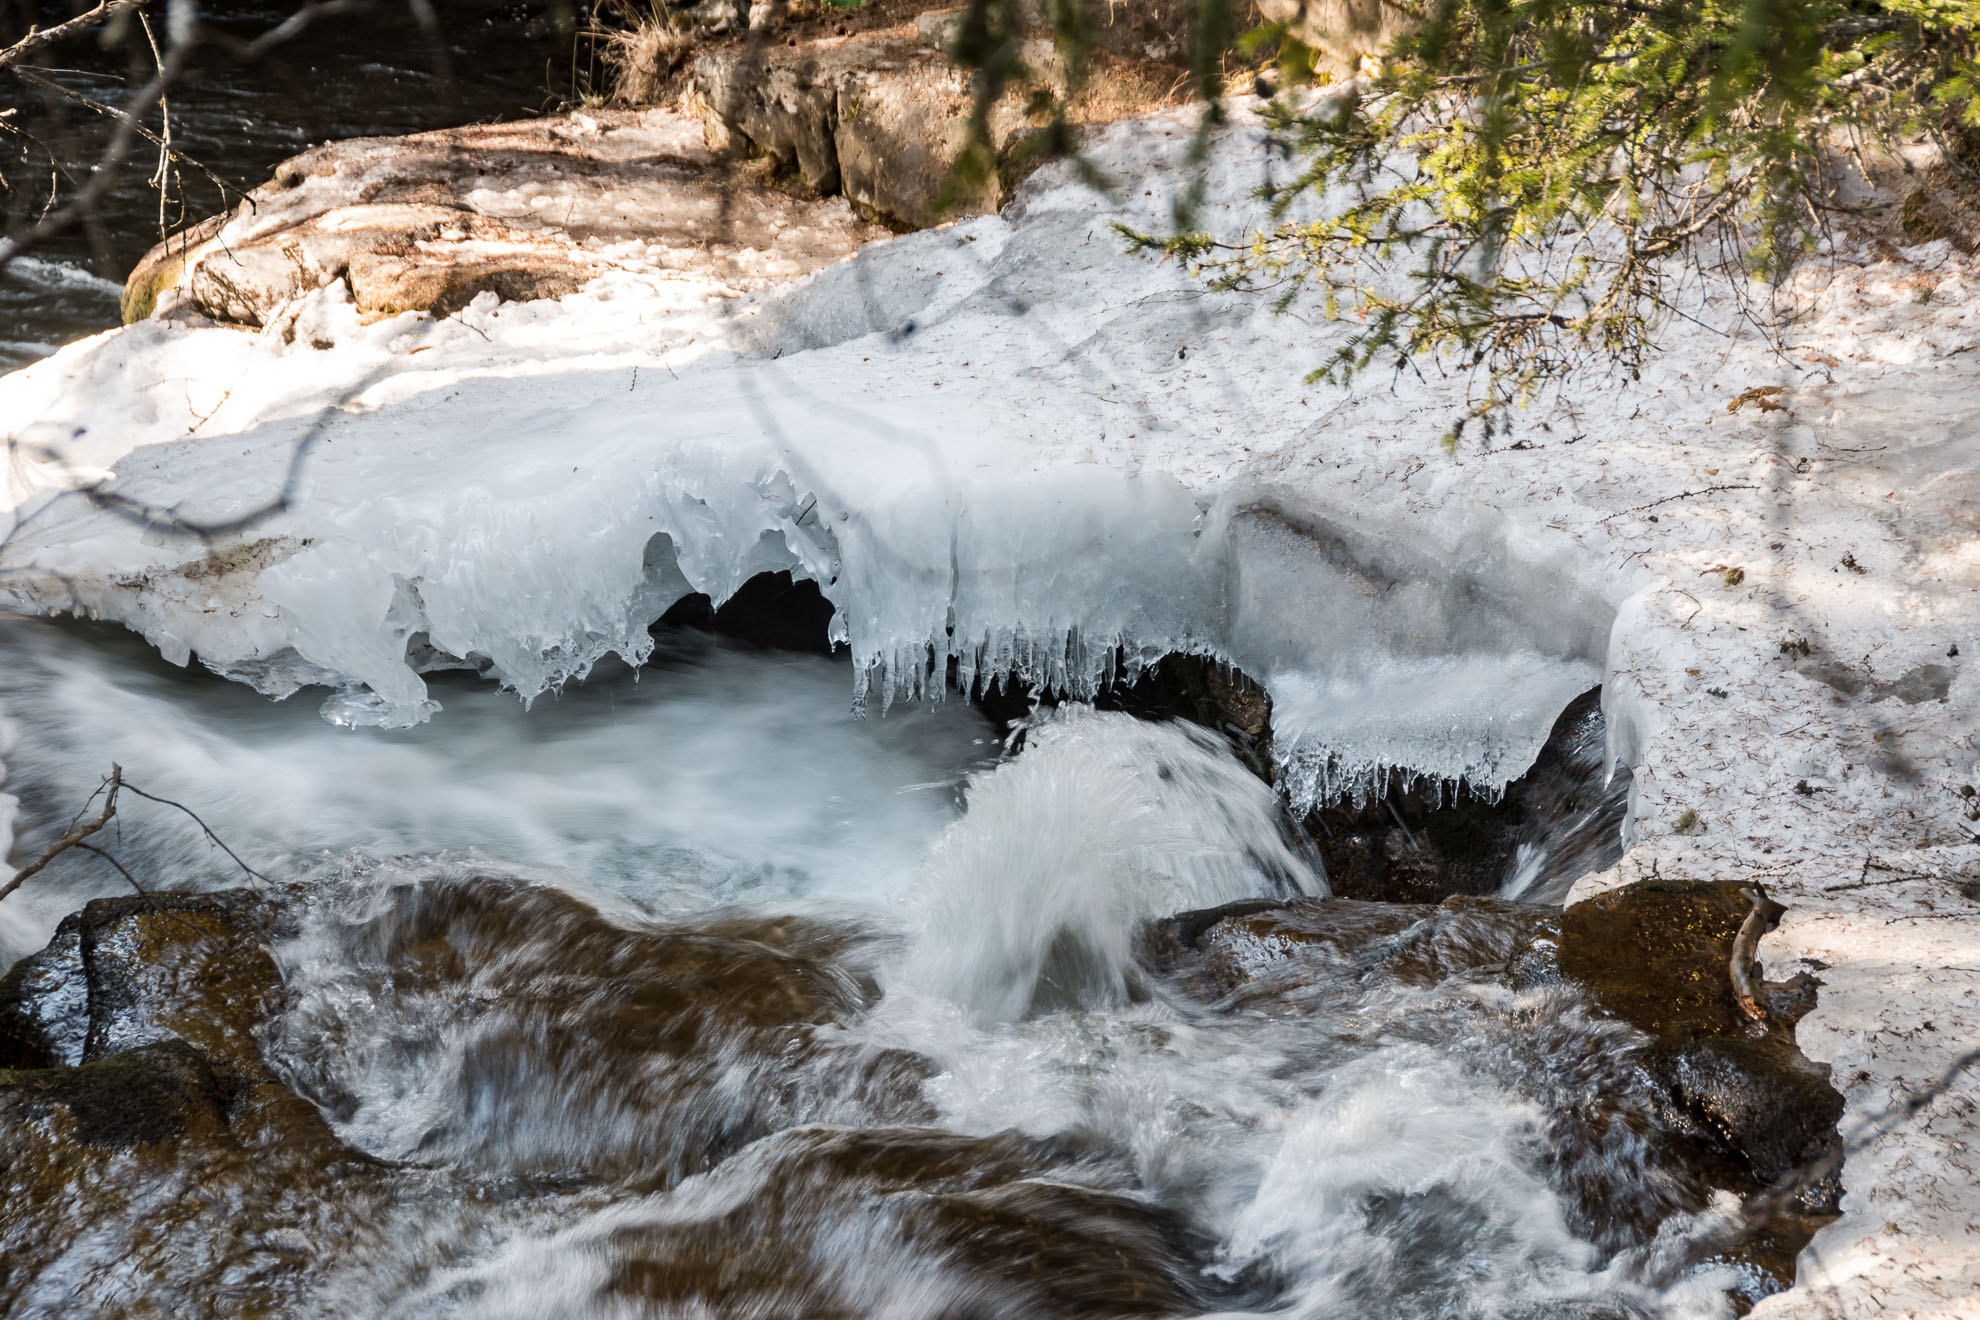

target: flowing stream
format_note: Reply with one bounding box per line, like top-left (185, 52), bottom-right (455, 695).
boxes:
top-left (0, 615), bottom-right (1777, 1318)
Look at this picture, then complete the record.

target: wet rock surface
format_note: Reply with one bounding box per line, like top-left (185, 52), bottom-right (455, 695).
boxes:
top-left (124, 109), bottom-right (884, 328)
top-left (0, 892), bottom-right (403, 1319)
top-left (1150, 878), bottom-right (1846, 1305)
top-left (0, 877), bottom-right (1211, 1316)
top-left (1305, 688), bottom-right (1631, 904)
top-left (1557, 879), bottom-right (1845, 1210)
top-left (591, 1125), bottom-right (1225, 1317)
top-left (265, 874), bottom-right (937, 1184)
top-left (1147, 893), bottom-right (1544, 1002)
top-left (1098, 652), bottom-right (1277, 780)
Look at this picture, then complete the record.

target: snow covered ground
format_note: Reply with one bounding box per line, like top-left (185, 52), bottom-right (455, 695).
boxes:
top-left (2, 102), bottom-right (1977, 1315)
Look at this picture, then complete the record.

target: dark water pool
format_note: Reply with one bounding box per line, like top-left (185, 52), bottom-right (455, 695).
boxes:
top-left (0, 0), bottom-right (586, 372)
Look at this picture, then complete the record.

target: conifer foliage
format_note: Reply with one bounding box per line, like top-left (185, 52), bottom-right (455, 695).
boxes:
top-left (955, 0), bottom-right (1980, 439)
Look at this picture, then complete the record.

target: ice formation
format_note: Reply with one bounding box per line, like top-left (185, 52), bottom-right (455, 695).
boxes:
top-left (0, 98), bottom-right (1634, 808)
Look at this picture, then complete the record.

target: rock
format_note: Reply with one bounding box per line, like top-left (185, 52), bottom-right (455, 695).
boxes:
top-left (0, 921), bottom-right (87, 1068)
top-left (0, 892), bottom-right (400, 1318)
top-left (1099, 652), bottom-right (1275, 780)
top-left (1253, 0), bottom-right (1426, 80)
top-left (1305, 688), bottom-right (1629, 903)
top-left (264, 875), bottom-right (936, 1183)
top-left (0, 1038), bottom-right (229, 1149)
top-left (657, 568), bottom-right (840, 652)
top-left (0, 891), bottom-right (353, 1154)
top-left (590, 1124), bottom-right (1217, 1316)
top-left (1556, 879), bottom-right (1844, 1209)
top-left (692, 27), bottom-right (1185, 229)
top-left (124, 108), bottom-right (885, 328)
top-left (1148, 893), bottom-right (1549, 1001)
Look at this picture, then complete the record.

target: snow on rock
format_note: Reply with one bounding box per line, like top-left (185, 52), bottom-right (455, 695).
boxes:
top-left (3, 101), bottom-right (1980, 1316)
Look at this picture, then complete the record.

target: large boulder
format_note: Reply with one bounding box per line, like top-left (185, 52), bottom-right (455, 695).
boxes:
top-left (123, 108), bottom-right (885, 328)
top-left (0, 892), bottom-right (400, 1319)
top-left (691, 24), bottom-right (1186, 229)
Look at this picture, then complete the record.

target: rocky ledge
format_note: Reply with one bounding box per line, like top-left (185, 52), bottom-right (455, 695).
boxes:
top-left (123, 0), bottom-right (1196, 332)
top-left (123, 109), bottom-right (885, 331)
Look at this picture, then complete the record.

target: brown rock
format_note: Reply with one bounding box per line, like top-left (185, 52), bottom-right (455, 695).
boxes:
top-left (1557, 879), bottom-right (1844, 1207)
top-left (593, 1124), bottom-right (1212, 1316)
top-left (1149, 893), bottom-right (1549, 1001)
top-left (124, 108), bottom-right (886, 329)
top-left (692, 28), bottom-right (1186, 229)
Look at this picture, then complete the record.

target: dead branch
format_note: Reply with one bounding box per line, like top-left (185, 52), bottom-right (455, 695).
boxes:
top-left (1730, 884), bottom-right (1769, 1021)
top-left (1596, 483), bottom-right (1761, 524)
top-left (0, 764), bottom-right (121, 905)
top-left (0, 763), bottom-right (268, 910)
top-left (0, 0), bottom-right (142, 73)
top-left (117, 781), bottom-right (268, 885)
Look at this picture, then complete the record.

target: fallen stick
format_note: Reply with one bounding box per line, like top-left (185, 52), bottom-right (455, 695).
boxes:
top-left (1731, 884), bottom-right (1770, 1021)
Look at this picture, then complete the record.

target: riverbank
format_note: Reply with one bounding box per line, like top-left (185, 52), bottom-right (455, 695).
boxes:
top-left (2, 91), bottom-right (1978, 1317)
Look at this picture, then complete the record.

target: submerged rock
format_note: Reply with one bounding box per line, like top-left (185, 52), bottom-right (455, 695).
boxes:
top-left (590, 1125), bottom-right (1221, 1317)
top-left (1148, 879), bottom-right (1845, 1305)
top-left (1556, 878), bottom-right (1844, 1209)
top-left (1147, 893), bottom-right (1547, 1002)
top-left (0, 875), bottom-right (1229, 1317)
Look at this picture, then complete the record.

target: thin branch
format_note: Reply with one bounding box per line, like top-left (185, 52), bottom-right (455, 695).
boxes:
top-left (9, 66), bottom-right (245, 210)
top-left (0, 47), bottom-right (188, 275)
top-left (0, 765), bottom-right (121, 905)
top-left (1597, 484), bottom-right (1760, 524)
top-left (0, 0), bottom-right (142, 73)
top-left (117, 782), bottom-right (269, 886)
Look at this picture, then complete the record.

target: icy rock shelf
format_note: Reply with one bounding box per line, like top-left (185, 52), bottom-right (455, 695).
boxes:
top-left (0, 107), bottom-right (1611, 812)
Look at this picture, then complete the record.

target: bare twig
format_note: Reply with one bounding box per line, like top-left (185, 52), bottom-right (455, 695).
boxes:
top-left (117, 781), bottom-right (269, 886)
top-left (0, 763), bottom-right (268, 911)
top-left (0, 0), bottom-right (142, 74)
top-left (1597, 484), bottom-right (1761, 524)
top-left (0, 764), bottom-right (122, 904)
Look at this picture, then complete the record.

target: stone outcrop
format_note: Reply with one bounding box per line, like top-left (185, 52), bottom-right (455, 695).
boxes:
top-left (123, 108), bottom-right (884, 329)
top-left (1253, 0), bottom-right (1425, 80)
top-left (123, 0), bottom-right (1201, 329)
top-left (690, 13), bottom-right (1188, 229)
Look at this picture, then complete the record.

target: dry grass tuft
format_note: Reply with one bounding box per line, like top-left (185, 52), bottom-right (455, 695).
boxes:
top-left (598, 10), bottom-right (696, 105)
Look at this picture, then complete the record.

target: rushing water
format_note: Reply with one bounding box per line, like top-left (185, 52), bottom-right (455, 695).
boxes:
top-left (0, 0), bottom-right (577, 372)
top-left (0, 614), bottom-right (1776, 1318)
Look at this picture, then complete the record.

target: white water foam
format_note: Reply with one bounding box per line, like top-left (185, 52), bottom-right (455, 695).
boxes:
top-left (0, 620), bottom-right (991, 960)
top-left (900, 707), bottom-right (1323, 1024)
